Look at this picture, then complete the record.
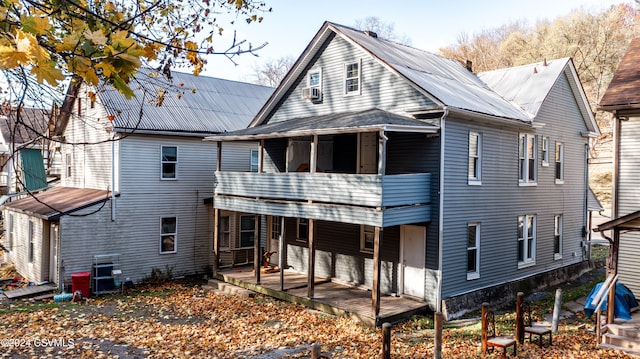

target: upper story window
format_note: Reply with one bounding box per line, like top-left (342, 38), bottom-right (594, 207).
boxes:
top-left (555, 142), bottom-right (564, 184)
top-left (66, 153), bottom-right (72, 178)
top-left (160, 217), bottom-right (177, 254)
top-left (302, 68), bottom-right (322, 101)
top-left (344, 60), bottom-right (361, 95)
top-left (161, 146), bottom-right (178, 180)
top-left (554, 214), bottom-right (563, 260)
top-left (518, 134), bottom-right (536, 185)
top-left (360, 225), bottom-right (375, 254)
top-left (467, 222), bottom-right (480, 280)
top-left (250, 149), bottom-right (259, 172)
top-left (517, 214), bottom-right (536, 267)
top-left (468, 131), bottom-right (482, 185)
top-left (541, 137), bottom-right (549, 166)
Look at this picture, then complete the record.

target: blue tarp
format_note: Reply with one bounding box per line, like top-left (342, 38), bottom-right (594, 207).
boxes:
top-left (584, 282), bottom-right (639, 320)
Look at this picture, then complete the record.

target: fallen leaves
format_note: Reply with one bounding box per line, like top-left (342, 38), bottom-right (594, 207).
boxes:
top-left (0, 281), bottom-right (636, 358)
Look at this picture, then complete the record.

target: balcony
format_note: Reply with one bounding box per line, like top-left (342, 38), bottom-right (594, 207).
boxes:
top-left (214, 172), bottom-right (431, 227)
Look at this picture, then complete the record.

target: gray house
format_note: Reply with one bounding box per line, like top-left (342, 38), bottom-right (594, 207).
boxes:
top-left (2, 71), bottom-right (272, 288)
top-left (207, 21), bottom-right (599, 321)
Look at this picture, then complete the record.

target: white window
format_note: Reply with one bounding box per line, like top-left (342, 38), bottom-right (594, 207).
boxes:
top-left (7, 214), bottom-right (13, 251)
top-left (467, 223), bottom-right (480, 280)
top-left (517, 214), bottom-right (536, 267)
top-left (308, 69), bottom-right (321, 88)
top-left (66, 153), bottom-right (72, 178)
top-left (296, 218), bottom-right (309, 243)
top-left (161, 146), bottom-right (178, 180)
top-left (218, 216), bottom-right (230, 250)
top-left (554, 215), bottom-right (563, 260)
top-left (541, 137), bottom-right (550, 166)
top-left (360, 225), bottom-right (375, 253)
top-left (468, 131), bottom-right (481, 185)
top-left (518, 134), bottom-right (536, 185)
top-left (160, 217), bottom-right (177, 254)
top-left (555, 142), bottom-right (564, 184)
top-left (28, 220), bottom-right (34, 263)
top-left (344, 60), bottom-right (361, 95)
top-left (250, 149), bottom-right (259, 172)
top-left (240, 215), bottom-right (255, 248)
top-left (270, 216), bottom-right (282, 242)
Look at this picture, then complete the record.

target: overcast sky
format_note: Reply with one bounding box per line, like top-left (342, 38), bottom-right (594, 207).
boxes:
top-left (193, 0), bottom-right (632, 83)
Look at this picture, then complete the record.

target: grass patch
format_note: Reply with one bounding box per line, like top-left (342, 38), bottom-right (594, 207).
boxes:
top-left (0, 301), bottom-right (69, 315)
top-left (591, 244), bottom-right (609, 262)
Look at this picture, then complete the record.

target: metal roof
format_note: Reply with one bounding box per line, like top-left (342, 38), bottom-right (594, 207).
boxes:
top-left (97, 70), bottom-right (273, 135)
top-left (477, 58), bottom-right (570, 117)
top-left (1, 186), bottom-right (111, 220)
top-left (205, 109), bottom-right (439, 141)
top-left (599, 37), bottom-right (640, 110)
top-left (0, 108), bottom-right (49, 147)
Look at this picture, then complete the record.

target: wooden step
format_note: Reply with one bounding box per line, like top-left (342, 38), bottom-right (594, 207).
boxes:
top-left (599, 341), bottom-right (640, 356)
top-left (602, 333), bottom-right (640, 351)
top-left (605, 324), bottom-right (640, 340)
top-left (3, 284), bottom-right (56, 300)
top-left (203, 279), bottom-right (254, 298)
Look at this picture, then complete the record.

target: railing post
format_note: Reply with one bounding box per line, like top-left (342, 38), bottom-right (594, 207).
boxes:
top-left (434, 312), bottom-right (443, 359)
top-left (381, 322), bottom-right (391, 359)
top-left (516, 292), bottom-right (524, 343)
top-left (481, 302), bottom-right (489, 354)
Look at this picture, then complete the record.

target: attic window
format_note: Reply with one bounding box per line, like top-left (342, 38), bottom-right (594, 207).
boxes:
top-left (344, 59), bottom-right (361, 95)
top-left (302, 68), bottom-right (322, 101)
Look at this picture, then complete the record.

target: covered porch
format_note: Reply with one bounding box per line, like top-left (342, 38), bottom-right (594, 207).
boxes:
top-left (215, 266), bottom-right (429, 327)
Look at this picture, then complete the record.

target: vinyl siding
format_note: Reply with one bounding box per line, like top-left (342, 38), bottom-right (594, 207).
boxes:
top-left (617, 116), bottom-right (640, 294)
top-left (440, 72), bottom-right (590, 299)
top-left (2, 212), bottom-right (49, 283)
top-left (268, 36), bottom-right (437, 123)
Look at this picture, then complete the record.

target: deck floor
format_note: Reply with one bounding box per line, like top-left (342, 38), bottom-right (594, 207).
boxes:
top-left (217, 267), bottom-right (428, 326)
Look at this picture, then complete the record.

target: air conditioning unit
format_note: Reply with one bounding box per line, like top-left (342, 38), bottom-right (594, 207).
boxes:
top-left (302, 87), bottom-right (321, 100)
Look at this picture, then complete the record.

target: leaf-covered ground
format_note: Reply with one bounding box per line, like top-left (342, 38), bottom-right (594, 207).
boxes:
top-left (0, 280), bottom-right (635, 358)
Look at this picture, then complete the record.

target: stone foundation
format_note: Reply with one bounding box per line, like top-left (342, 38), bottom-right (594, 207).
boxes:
top-left (442, 260), bottom-right (597, 320)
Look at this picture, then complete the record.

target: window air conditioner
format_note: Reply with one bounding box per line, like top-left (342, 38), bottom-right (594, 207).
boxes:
top-left (302, 87), bottom-right (321, 100)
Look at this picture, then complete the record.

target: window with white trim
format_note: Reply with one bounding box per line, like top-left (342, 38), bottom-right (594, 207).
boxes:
top-left (161, 146), bottom-right (178, 180)
top-left (360, 225), bottom-right (375, 253)
top-left (541, 137), bottom-right (549, 166)
top-left (7, 214), bottom-right (13, 251)
top-left (554, 215), bottom-right (563, 260)
top-left (467, 223), bottom-right (480, 280)
top-left (66, 153), bottom-right (72, 178)
top-left (270, 216), bottom-right (282, 242)
top-left (28, 220), bottom-right (34, 263)
top-left (250, 149), bottom-right (259, 172)
top-left (518, 134), bottom-right (537, 184)
top-left (555, 142), bottom-right (564, 184)
top-left (468, 131), bottom-right (481, 185)
top-left (296, 218), bottom-right (309, 243)
top-left (240, 215), bottom-right (255, 248)
top-left (218, 216), bottom-right (230, 250)
top-left (160, 217), bottom-right (177, 253)
top-left (344, 60), bottom-right (361, 95)
top-left (517, 214), bottom-right (536, 266)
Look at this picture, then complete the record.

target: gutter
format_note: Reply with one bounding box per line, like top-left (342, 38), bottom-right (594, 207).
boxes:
top-left (437, 107), bottom-right (448, 314)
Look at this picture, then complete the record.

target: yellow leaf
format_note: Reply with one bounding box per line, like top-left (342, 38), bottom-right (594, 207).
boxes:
top-left (56, 34), bottom-right (81, 53)
top-left (20, 14), bottom-right (51, 35)
top-left (84, 29), bottom-right (107, 46)
top-left (32, 61), bottom-right (64, 85)
top-left (96, 62), bottom-right (115, 77)
top-left (0, 30), bottom-right (37, 69)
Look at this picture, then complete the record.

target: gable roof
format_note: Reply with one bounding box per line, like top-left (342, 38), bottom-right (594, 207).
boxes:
top-left (58, 71), bottom-right (273, 137)
top-left (479, 58), bottom-right (599, 134)
top-left (1, 186), bottom-right (110, 220)
top-left (0, 108), bottom-right (50, 151)
top-left (252, 21), bottom-right (537, 127)
top-left (599, 37), bottom-right (640, 111)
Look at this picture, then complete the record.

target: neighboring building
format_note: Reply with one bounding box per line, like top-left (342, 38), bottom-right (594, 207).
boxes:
top-left (207, 22), bottom-right (599, 319)
top-left (598, 37), bottom-right (640, 296)
top-left (2, 70), bottom-right (273, 288)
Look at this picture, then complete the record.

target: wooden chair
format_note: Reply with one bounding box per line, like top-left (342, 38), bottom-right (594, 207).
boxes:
top-left (522, 301), bottom-right (552, 346)
top-left (482, 303), bottom-right (517, 358)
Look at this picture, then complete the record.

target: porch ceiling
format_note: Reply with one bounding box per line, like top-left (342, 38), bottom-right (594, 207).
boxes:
top-left (204, 108), bottom-right (440, 142)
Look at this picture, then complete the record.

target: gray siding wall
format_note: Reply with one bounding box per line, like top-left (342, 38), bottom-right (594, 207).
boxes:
top-left (440, 72), bottom-right (590, 299)
top-left (268, 36), bottom-right (437, 123)
top-left (617, 116), bottom-right (640, 294)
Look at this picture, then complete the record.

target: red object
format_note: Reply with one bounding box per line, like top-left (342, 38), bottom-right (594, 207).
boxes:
top-left (71, 272), bottom-right (91, 298)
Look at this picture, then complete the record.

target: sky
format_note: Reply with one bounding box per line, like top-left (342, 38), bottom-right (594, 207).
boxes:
top-left (195, 0), bottom-right (633, 84)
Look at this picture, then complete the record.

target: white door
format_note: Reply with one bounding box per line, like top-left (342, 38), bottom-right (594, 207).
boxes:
top-left (49, 223), bottom-right (59, 285)
top-left (359, 132), bottom-right (377, 174)
top-left (267, 216), bottom-right (282, 266)
top-left (401, 225), bottom-right (426, 298)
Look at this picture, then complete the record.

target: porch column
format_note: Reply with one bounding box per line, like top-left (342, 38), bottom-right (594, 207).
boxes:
top-left (259, 139), bottom-right (264, 173)
top-left (378, 130), bottom-right (387, 176)
top-left (213, 208), bottom-right (219, 276)
top-left (254, 215), bottom-right (261, 285)
top-left (310, 135), bottom-right (318, 174)
top-left (607, 228), bottom-right (620, 324)
top-left (307, 218), bottom-right (316, 298)
top-left (279, 216), bottom-right (286, 291)
top-left (216, 142), bottom-right (222, 171)
top-left (372, 226), bottom-right (383, 317)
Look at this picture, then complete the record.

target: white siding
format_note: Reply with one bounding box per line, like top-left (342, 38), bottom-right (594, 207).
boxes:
top-left (2, 211), bottom-right (49, 283)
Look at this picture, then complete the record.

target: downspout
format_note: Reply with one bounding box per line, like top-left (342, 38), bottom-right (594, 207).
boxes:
top-left (436, 107), bottom-right (448, 314)
top-left (583, 143), bottom-right (588, 260)
top-left (111, 133), bottom-right (116, 221)
top-left (612, 115), bottom-right (621, 220)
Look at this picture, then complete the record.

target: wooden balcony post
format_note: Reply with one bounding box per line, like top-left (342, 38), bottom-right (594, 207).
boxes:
top-left (310, 135), bottom-right (318, 174)
top-left (307, 218), bottom-right (315, 298)
top-left (259, 139), bottom-right (264, 173)
top-left (607, 229), bottom-right (620, 324)
top-left (254, 215), bottom-right (260, 285)
top-left (279, 216), bottom-right (286, 291)
top-left (213, 208), bottom-right (219, 276)
top-left (516, 292), bottom-right (524, 343)
top-left (372, 226), bottom-right (382, 318)
top-left (481, 302), bottom-right (489, 354)
top-left (216, 141), bottom-right (221, 172)
top-left (378, 130), bottom-right (387, 176)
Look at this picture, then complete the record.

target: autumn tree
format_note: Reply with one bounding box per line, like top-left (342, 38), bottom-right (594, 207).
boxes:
top-left (353, 16), bottom-right (412, 45)
top-left (251, 55), bottom-right (293, 87)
